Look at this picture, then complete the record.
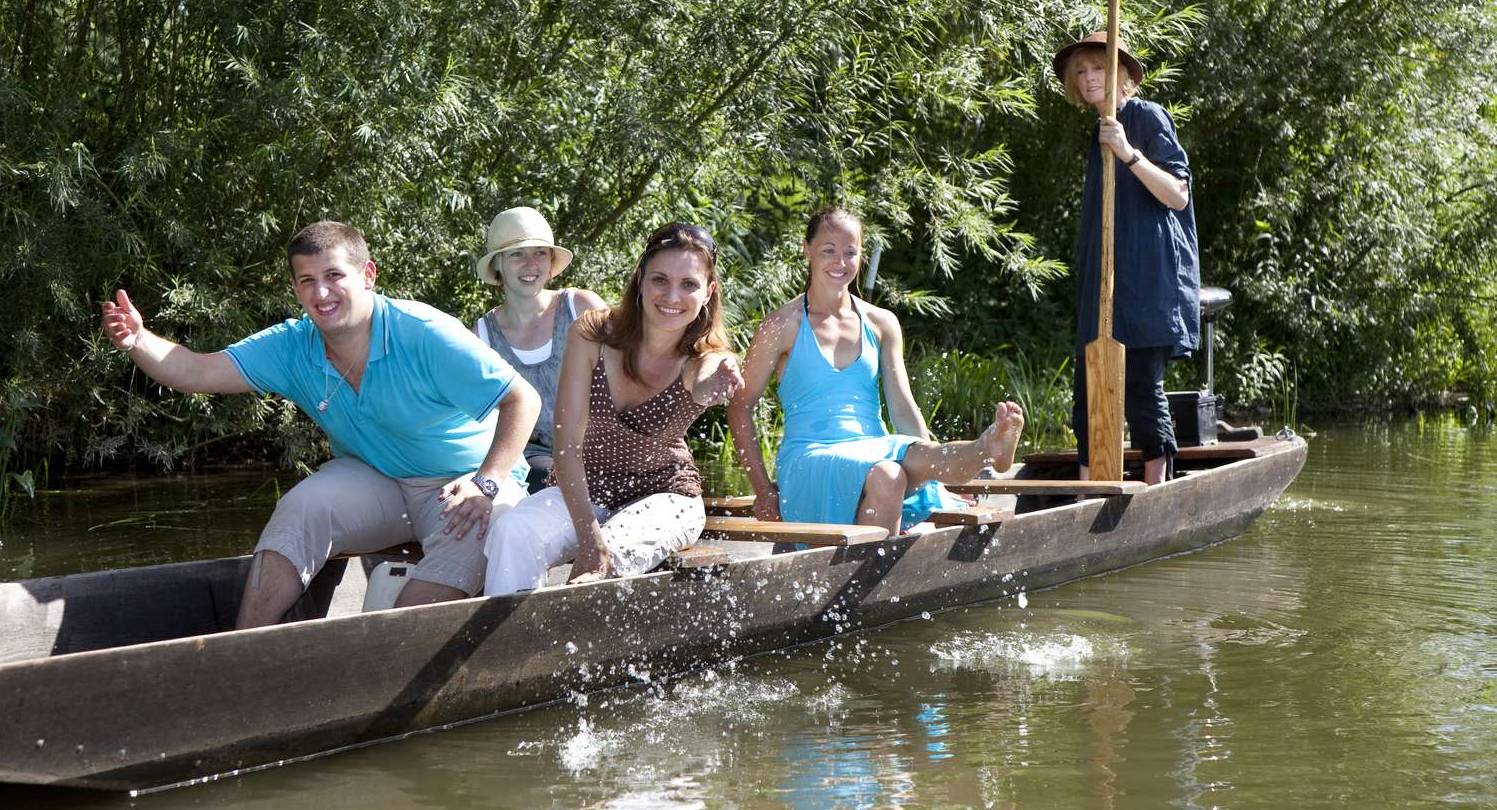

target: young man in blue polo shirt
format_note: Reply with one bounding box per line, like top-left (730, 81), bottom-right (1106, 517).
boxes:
top-left (100, 221), bottom-right (540, 627)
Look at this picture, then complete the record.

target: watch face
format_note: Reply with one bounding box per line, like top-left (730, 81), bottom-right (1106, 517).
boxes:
top-left (474, 475), bottom-right (499, 498)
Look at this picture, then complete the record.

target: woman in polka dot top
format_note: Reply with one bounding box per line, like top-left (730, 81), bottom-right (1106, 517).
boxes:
top-left (483, 223), bottom-right (744, 595)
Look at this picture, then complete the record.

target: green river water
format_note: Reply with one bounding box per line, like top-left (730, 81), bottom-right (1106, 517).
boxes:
top-left (1, 419), bottom-right (1493, 808)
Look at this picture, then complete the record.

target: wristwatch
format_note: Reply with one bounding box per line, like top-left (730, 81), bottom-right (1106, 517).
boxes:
top-left (471, 473), bottom-right (501, 500)
top-left (1125, 151), bottom-right (1143, 167)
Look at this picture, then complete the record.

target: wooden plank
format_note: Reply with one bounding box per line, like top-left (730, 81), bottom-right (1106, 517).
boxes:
top-left (665, 545), bottom-right (733, 569)
top-left (1024, 435), bottom-right (1280, 465)
top-left (702, 516), bottom-right (888, 546)
top-left (1084, 0), bottom-right (1127, 483)
top-left (926, 507), bottom-right (1010, 526)
top-left (945, 479), bottom-right (1146, 496)
top-left (703, 495), bottom-right (756, 516)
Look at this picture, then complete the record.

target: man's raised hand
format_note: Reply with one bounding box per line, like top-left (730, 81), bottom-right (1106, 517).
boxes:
top-left (101, 290), bottom-right (145, 351)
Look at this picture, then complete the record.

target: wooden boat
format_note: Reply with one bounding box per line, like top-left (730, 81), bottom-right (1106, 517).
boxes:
top-left (0, 432), bottom-right (1305, 792)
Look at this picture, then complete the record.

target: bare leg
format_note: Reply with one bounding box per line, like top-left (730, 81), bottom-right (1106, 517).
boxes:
top-left (235, 550), bottom-right (304, 629)
top-left (855, 461), bottom-right (906, 536)
top-left (393, 579), bottom-right (468, 607)
top-left (901, 401), bottom-right (1026, 487)
top-left (1081, 459), bottom-right (1166, 484)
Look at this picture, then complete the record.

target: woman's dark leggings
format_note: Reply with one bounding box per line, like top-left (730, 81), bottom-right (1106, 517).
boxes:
top-left (1072, 346), bottom-right (1177, 467)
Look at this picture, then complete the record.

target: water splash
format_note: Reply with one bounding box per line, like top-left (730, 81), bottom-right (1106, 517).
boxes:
top-left (930, 631), bottom-right (1106, 680)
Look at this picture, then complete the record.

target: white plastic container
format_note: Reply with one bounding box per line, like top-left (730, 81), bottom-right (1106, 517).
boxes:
top-left (362, 560), bottom-right (412, 612)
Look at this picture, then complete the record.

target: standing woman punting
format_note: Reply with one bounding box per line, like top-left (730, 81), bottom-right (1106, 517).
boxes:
top-left (1054, 32), bottom-right (1201, 484)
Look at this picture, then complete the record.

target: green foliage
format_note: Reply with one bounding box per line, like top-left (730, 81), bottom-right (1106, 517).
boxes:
top-left (907, 347), bottom-right (1074, 451)
top-left (1164, 0), bottom-right (1497, 413)
top-left (0, 383), bottom-right (41, 521)
top-left (3, 0), bottom-right (1496, 479)
top-left (1, 0), bottom-right (1067, 472)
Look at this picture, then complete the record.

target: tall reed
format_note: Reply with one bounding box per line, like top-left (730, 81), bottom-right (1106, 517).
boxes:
top-left (908, 348), bottom-right (1074, 452)
top-left (0, 386), bottom-right (40, 523)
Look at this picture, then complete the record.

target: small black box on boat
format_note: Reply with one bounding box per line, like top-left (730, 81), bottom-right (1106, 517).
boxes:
top-left (1167, 390), bottom-right (1223, 446)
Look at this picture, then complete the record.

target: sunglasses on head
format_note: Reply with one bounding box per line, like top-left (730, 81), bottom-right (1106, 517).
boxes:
top-left (646, 223), bottom-right (718, 260)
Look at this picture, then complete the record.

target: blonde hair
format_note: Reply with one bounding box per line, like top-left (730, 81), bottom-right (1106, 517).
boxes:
top-left (1060, 47), bottom-right (1139, 109)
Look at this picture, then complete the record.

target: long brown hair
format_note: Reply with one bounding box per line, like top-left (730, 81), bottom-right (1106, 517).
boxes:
top-left (585, 222), bottom-right (730, 384)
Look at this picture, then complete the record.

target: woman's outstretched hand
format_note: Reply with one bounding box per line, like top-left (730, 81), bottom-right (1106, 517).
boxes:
top-left (752, 485), bottom-right (782, 522)
top-left (694, 355), bottom-right (745, 407)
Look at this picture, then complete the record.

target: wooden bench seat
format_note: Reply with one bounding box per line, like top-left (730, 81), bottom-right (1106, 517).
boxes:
top-left (703, 516), bottom-right (888, 546)
top-left (944, 479), bottom-right (1146, 497)
top-left (340, 541), bottom-right (727, 573)
top-left (661, 545), bottom-right (733, 569)
top-left (702, 494), bottom-right (756, 515)
top-left (1022, 434), bottom-right (1280, 465)
top-left (333, 542), bottom-right (425, 562)
top-left (925, 506), bottom-right (1011, 526)
top-left (705, 495), bottom-right (1010, 528)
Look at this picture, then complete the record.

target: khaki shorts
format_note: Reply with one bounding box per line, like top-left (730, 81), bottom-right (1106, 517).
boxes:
top-left (256, 457), bottom-right (523, 596)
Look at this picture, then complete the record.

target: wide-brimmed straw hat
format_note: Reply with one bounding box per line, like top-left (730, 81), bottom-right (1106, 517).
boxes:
top-left (1052, 31), bottom-right (1145, 88)
top-left (474, 206), bottom-right (575, 286)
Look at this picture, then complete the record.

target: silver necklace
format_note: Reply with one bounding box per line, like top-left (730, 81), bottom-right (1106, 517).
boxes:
top-left (318, 356), bottom-right (359, 412)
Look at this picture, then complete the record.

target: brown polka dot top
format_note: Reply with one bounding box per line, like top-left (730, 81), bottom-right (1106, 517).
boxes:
top-left (566, 353), bottom-right (706, 511)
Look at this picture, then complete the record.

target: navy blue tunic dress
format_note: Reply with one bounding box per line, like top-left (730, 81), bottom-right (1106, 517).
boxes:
top-left (1075, 97), bottom-right (1200, 356)
top-left (1072, 97), bottom-right (1201, 465)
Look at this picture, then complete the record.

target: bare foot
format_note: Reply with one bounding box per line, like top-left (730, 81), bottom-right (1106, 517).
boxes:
top-left (982, 401), bottom-right (1025, 472)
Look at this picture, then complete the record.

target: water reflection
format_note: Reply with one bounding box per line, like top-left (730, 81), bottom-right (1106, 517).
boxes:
top-left (0, 469), bottom-right (286, 580)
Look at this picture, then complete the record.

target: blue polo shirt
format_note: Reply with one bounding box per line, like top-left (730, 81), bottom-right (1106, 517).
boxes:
top-left (1075, 97), bottom-right (1200, 358)
top-left (224, 294), bottom-right (524, 480)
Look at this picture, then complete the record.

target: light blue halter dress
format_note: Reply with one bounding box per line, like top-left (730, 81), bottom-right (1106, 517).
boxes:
top-left (775, 300), bottom-right (961, 530)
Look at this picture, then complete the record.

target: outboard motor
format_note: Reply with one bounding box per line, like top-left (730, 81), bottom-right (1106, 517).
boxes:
top-left (1167, 287), bottom-right (1232, 446)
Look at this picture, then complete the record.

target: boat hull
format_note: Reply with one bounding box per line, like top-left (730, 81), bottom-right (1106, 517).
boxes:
top-left (0, 436), bottom-right (1306, 791)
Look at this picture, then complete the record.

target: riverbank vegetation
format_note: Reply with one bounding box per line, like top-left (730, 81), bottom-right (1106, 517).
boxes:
top-left (3, 0), bottom-right (1495, 483)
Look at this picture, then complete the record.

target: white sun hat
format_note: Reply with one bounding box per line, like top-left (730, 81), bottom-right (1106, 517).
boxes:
top-left (474, 206), bottom-right (575, 286)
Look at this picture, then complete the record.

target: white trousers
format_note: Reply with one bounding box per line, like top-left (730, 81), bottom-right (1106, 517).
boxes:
top-left (483, 487), bottom-right (706, 597)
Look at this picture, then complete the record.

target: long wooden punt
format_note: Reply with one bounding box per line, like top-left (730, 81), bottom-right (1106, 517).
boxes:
top-left (0, 433), bottom-right (1305, 792)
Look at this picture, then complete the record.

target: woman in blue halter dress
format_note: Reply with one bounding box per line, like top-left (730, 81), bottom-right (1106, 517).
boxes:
top-left (728, 206), bottom-right (1026, 538)
top-left (771, 296), bottom-right (956, 526)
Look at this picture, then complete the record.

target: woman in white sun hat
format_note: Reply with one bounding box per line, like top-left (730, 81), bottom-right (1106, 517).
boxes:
top-left (474, 207), bottom-right (607, 493)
